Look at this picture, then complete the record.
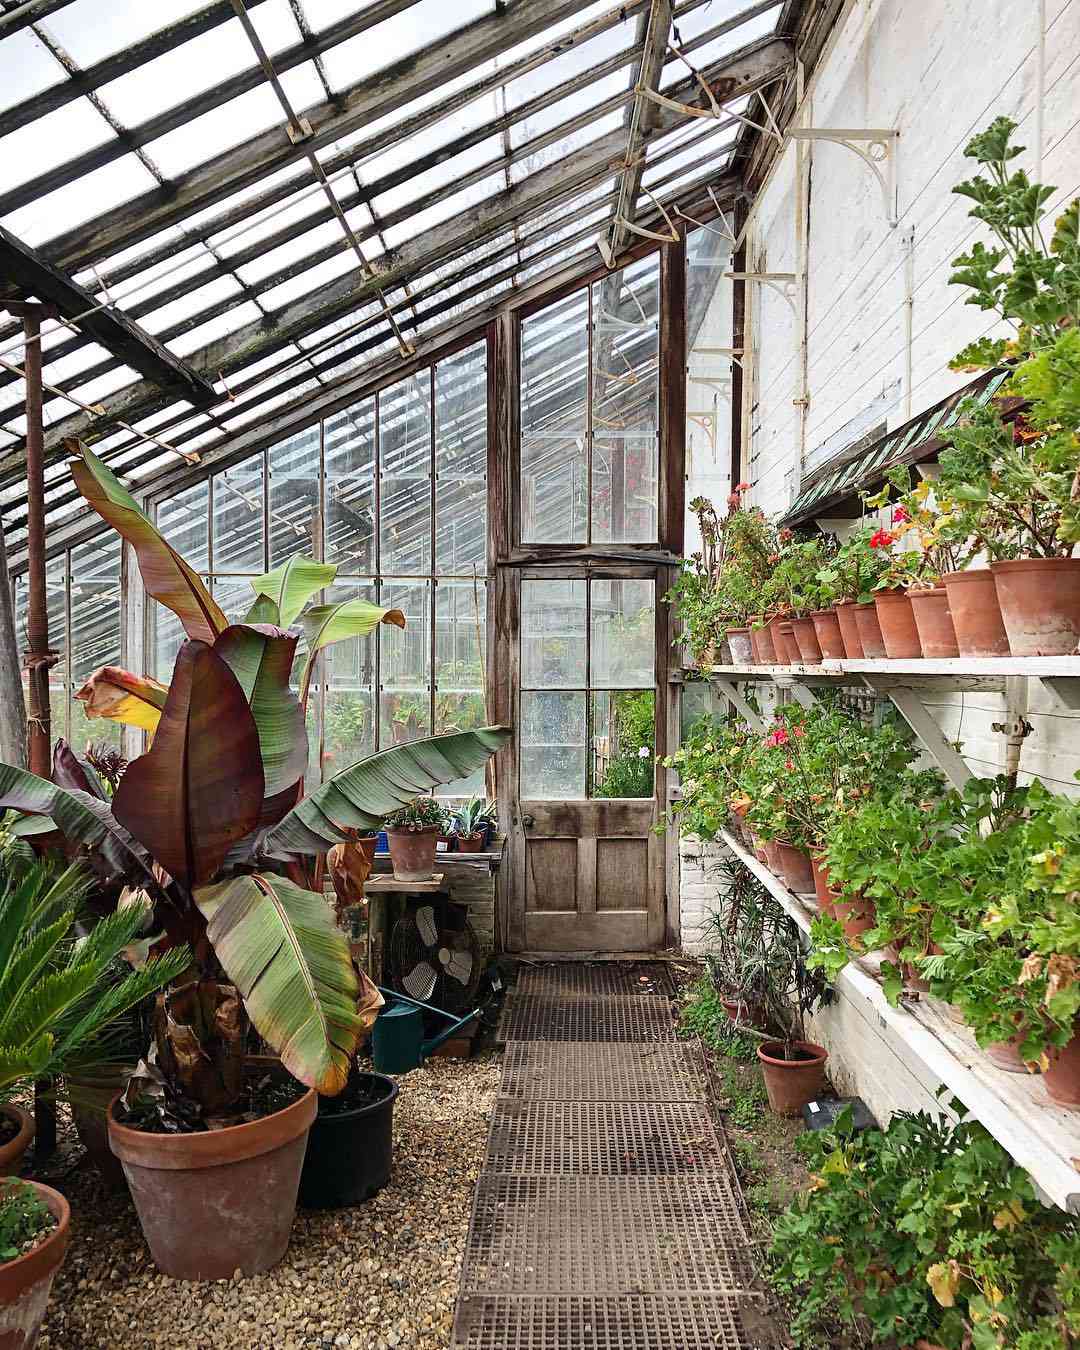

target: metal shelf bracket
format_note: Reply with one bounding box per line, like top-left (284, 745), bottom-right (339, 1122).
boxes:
top-left (788, 128), bottom-right (899, 226)
top-left (724, 271), bottom-right (798, 313)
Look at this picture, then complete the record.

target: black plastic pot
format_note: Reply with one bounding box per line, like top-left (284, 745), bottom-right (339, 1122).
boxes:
top-left (298, 1072), bottom-right (398, 1209)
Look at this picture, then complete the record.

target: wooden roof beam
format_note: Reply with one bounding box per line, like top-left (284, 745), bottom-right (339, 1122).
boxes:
top-left (0, 0), bottom-right (75, 38)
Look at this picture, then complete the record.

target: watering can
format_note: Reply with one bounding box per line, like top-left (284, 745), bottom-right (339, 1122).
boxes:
top-left (371, 987), bottom-right (480, 1073)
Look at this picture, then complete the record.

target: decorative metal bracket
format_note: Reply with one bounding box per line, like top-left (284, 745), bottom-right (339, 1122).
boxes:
top-left (724, 271), bottom-right (797, 313)
top-left (689, 374), bottom-right (732, 400)
top-left (692, 345), bottom-right (744, 369)
top-left (787, 128), bottom-right (899, 226)
top-left (598, 182), bottom-right (678, 267)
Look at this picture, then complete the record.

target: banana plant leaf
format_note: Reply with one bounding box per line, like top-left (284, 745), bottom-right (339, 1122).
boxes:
top-left (213, 625), bottom-right (307, 798)
top-left (242, 595), bottom-right (280, 625)
top-left (193, 871), bottom-right (363, 1093)
top-left (68, 440), bottom-right (226, 643)
top-left (297, 598), bottom-right (406, 703)
top-left (251, 557), bottom-right (337, 627)
top-left (112, 641), bottom-right (265, 887)
top-left (51, 740), bottom-right (108, 800)
top-left (264, 726), bottom-right (510, 855)
top-left (75, 665), bottom-right (169, 734)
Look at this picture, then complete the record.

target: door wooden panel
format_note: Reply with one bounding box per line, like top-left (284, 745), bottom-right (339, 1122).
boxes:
top-left (596, 838), bottom-right (649, 912)
top-left (525, 838), bottom-right (578, 912)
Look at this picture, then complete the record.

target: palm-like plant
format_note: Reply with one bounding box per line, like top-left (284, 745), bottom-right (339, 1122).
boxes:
top-left (0, 443), bottom-right (510, 1115)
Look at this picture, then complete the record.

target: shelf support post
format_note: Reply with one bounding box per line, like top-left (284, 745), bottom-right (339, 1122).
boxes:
top-left (712, 677), bottom-right (765, 732)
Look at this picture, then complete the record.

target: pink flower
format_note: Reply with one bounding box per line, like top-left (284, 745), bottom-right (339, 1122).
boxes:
top-left (765, 727), bottom-right (789, 748)
top-left (785, 758), bottom-right (795, 771)
top-left (736, 481), bottom-right (752, 492)
top-left (727, 493), bottom-right (741, 509)
top-left (869, 528), bottom-right (894, 549)
top-left (892, 506), bottom-right (910, 525)
top-left (792, 724), bottom-right (805, 738)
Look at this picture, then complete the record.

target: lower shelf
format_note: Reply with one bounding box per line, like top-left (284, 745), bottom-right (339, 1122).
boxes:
top-left (719, 828), bottom-right (1080, 1213)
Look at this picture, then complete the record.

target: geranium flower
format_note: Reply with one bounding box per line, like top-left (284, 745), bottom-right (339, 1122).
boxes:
top-left (765, 727), bottom-right (789, 748)
top-left (736, 481), bottom-right (752, 492)
top-left (869, 528), bottom-right (894, 549)
top-left (778, 527), bottom-right (794, 543)
top-left (892, 506), bottom-right (910, 524)
top-left (785, 758), bottom-right (794, 770)
top-left (727, 493), bottom-right (741, 508)
top-left (792, 724), bottom-right (805, 738)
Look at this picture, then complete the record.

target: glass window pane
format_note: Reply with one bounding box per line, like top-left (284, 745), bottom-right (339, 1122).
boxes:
top-left (268, 426), bottom-right (320, 566)
top-left (213, 454), bottom-right (264, 572)
top-left (591, 578), bottom-right (654, 687)
top-left (325, 399), bottom-right (376, 573)
top-left (69, 536), bottom-right (122, 750)
top-left (379, 580), bottom-right (431, 746)
top-left (380, 374), bottom-right (432, 575)
top-left (435, 578), bottom-right (488, 798)
top-left (157, 480), bottom-right (208, 569)
top-left (14, 559), bottom-right (67, 743)
top-left (211, 577), bottom-right (258, 626)
top-left (591, 690), bottom-right (655, 799)
top-left (592, 435), bottom-right (658, 544)
top-left (436, 344), bottom-right (487, 574)
top-left (521, 579), bottom-right (585, 688)
top-left (152, 605), bottom-right (186, 682)
top-left (521, 691), bottom-right (585, 800)
top-left (322, 581), bottom-right (376, 781)
top-left (521, 437), bottom-right (587, 545)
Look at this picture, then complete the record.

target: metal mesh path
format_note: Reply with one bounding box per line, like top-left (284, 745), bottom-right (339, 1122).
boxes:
top-left (451, 963), bottom-right (783, 1349)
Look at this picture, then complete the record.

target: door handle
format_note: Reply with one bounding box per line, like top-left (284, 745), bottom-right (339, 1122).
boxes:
top-left (521, 813), bottom-right (535, 829)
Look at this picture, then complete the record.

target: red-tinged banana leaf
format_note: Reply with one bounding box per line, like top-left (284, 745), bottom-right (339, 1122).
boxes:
top-left (251, 556), bottom-right (337, 627)
top-left (75, 665), bottom-right (169, 735)
top-left (112, 641), bottom-right (264, 888)
top-left (297, 598), bottom-right (406, 703)
top-left (263, 726), bottom-right (511, 856)
top-left (213, 625), bottom-right (307, 799)
top-left (68, 441), bottom-right (226, 643)
top-left (193, 871), bottom-right (367, 1094)
top-left (52, 739), bottom-right (108, 800)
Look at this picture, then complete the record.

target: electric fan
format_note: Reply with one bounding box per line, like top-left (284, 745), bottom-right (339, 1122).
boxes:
top-left (387, 900), bottom-right (483, 1014)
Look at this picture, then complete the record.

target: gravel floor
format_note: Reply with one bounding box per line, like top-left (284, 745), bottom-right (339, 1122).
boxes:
top-left (39, 1054), bottom-right (502, 1350)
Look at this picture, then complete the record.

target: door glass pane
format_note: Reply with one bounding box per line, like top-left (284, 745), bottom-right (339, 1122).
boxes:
top-left (325, 398), bottom-right (376, 573)
top-left (591, 691), bottom-right (655, 799)
top-left (591, 578), bottom-right (654, 687)
top-left (380, 373), bottom-right (431, 575)
top-left (323, 581), bottom-right (376, 781)
top-left (379, 579), bottom-right (431, 745)
top-left (521, 579), bottom-right (585, 688)
top-left (522, 691), bottom-right (585, 799)
top-left (213, 454), bottom-right (264, 573)
top-left (436, 344), bottom-right (487, 574)
top-left (268, 425), bottom-right (321, 566)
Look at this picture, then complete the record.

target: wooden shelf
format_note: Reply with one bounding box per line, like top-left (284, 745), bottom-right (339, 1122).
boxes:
top-left (711, 656), bottom-right (1080, 682)
top-left (719, 828), bottom-right (1080, 1213)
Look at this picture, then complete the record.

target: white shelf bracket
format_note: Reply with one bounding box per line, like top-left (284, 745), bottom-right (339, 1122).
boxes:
top-left (1041, 676), bottom-right (1080, 712)
top-left (787, 128), bottom-right (899, 226)
top-left (724, 271), bottom-right (798, 314)
top-left (777, 678), bottom-right (819, 711)
top-left (713, 678), bottom-right (766, 732)
top-left (864, 679), bottom-right (973, 790)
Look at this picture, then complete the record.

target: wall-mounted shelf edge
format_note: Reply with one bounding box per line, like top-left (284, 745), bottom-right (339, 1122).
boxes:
top-left (717, 828), bottom-right (1080, 1213)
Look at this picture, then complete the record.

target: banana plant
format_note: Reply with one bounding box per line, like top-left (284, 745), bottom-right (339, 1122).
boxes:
top-left (0, 443), bottom-right (510, 1114)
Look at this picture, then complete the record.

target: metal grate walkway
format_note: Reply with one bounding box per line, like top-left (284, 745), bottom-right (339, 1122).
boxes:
top-left (451, 963), bottom-right (782, 1350)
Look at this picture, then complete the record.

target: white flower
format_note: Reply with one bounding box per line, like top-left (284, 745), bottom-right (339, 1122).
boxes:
top-left (638, 745), bottom-right (650, 758)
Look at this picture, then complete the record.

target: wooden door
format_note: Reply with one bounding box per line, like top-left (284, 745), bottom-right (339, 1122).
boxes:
top-left (507, 565), bottom-right (669, 954)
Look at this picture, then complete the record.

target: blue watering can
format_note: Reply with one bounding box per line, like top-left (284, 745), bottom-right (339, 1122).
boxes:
top-left (371, 987), bottom-right (481, 1073)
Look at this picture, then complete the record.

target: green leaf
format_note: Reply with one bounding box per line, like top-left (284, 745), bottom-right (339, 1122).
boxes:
top-left (252, 556), bottom-right (337, 627)
top-left (265, 726), bottom-right (511, 855)
top-left (68, 441), bottom-right (226, 643)
top-left (213, 625), bottom-right (307, 798)
top-left (297, 599), bottom-right (406, 702)
top-left (194, 871), bottom-right (362, 1093)
top-left (242, 594), bottom-right (281, 625)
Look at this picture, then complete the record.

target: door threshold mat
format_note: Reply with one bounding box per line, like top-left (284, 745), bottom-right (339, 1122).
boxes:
top-left (497, 995), bottom-right (676, 1043)
top-left (486, 1100), bottom-right (726, 1176)
top-left (500, 1041), bottom-right (705, 1102)
top-left (462, 1175), bottom-right (759, 1295)
top-left (513, 963), bottom-right (673, 999)
top-left (451, 1293), bottom-right (783, 1349)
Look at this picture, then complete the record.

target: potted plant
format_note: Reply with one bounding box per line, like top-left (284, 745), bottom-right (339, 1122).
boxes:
top-left (385, 797), bottom-right (448, 880)
top-left (0, 1178), bottom-right (70, 1348)
top-left (815, 525), bottom-right (891, 658)
top-left (766, 536), bottom-right (833, 665)
top-left (298, 1066), bottom-right (398, 1209)
top-left (0, 443), bottom-right (509, 1280)
top-left (451, 797), bottom-right (497, 852)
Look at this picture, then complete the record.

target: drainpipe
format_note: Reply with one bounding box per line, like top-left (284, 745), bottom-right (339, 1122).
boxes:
top-left (902, 227), bottom-right (915, 421)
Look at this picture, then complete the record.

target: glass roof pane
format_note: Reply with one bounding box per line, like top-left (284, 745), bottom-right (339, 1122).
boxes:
top-left (0, 98), bottom-right (114, 197)
top-left (321, 1), bottom-right (488, 90)
top-left (370, 135), bottom-right (503, 218)
top-left (510, 74), bottom-right (628, 149)
top-left (139, 275), bottom-right (245, 335)
top-left (0, 29), bottom-right (63, 111)
top-left (170, 301), bottom-right (265, 357)
top-left (258, 251), bottom-right (357, 309)
top-left (672, 0), bottom-right (780, 42)
top-left (505, 18), bottom-right (633, 113)
top-left (45, 0), bottom-right (201, 65)
top-left (381, 171), bottom-right (506, 251)
top-left (3, 152), bottom-right (160, 247)
top-left (234, 219), bottom-right (343, 286)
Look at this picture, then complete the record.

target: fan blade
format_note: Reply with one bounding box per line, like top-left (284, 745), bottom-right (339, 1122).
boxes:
top-left (402, 960), bottom-right (438, 1003)
top-left (445, 950), bottom-right (474, 986)
top-left (415, 905), bottom-right (439, 948)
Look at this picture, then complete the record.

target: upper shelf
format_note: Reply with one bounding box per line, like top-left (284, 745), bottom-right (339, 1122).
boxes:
top-left (709, 657), bottom-right (1080, 678)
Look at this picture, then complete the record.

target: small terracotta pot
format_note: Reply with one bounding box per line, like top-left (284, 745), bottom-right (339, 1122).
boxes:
top-left (984, 1032), bottom-right (1029, 1075)
top-left (770, 616), bottom-right (798, 664)
top-left (754, 621), bottom-right (778, 665)
top-left (775, 841), bottom-right (815, 894)
top-left (853, 602), bottom-right (887, 658)
top-left (386, 825), bottom-right (440, 882)
top-left (1045, 1018), bottom-right (1080, 1108)
top-left (456, 832), bottom-right (485, 853)
top-left (762, 838), bottom-right (783, 874)
top-left (810, 851), bottom-right (837, 916)
top-left (720, 998), bottom-right (768, 1032)
top-left (748, 627), bottom-right (762, 663)
top-left (833, 892), bottom-right (876, 945)
top-left (0, 1180), bottom-right (70, 1350)
top-left (757, 1041), bottom-right (828, 1116)
top-left (835, 601), bottom-right (864, 658)
top-left (942, 569), bottom-right (1009, 657)
top-left (992, 558), bottom-right (1080, 656)
top-left (726, 627), bottom-right (753, 665)
top-left (874, 590), bottom-right (922, 659)
top-left (810, 609), bottom-right (845, 660)
top-left (108, 1087), bottom-right (317, 1280)
top-left (0, 1107), bottom-right (33, 1178)
top-left (909, 587), bottom-right (959, 658)
top-left (789, 617), bottom-right (823, 665)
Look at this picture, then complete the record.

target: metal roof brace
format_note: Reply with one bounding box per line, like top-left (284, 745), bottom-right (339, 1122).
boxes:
top-left (723, 271), bottom-right (797, 313)
top-left (787, 128), bottom-right (899, 226)
top-left (597, 183), bottom-right (679, 268)
top-left (645, 34), bottom-right (785, 142)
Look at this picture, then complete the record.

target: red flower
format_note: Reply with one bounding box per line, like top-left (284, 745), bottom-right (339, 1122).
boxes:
top-left (792, 724), bottom-right (805, 738)
top-left (736, 481), bottom-right (752, 492)
top-left (785, 758), bottom-right (795, 771)
top-left (778, 527), bottom-right (794, 543)
top-left (869, 528), bottom-right (894, 549)
top-left (727, 493), bottom-right (741, 509)
top-left (892, 506), bottom-right (910, 524)
top-left (765, 726), bottom-right (789, 748)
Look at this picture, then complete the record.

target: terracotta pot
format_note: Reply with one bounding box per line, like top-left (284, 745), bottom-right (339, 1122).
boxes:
top-left (726, 627), bottom-right (753, 665)
top-left (108, 1087), bottom-right (317, 1280)
top-left (775, 841), bottom-right (815, 894)
top-left (833, 892), bottom-right (876, 945)
top-left (748, 627), bottom-right (763, 664)
top-left (984, 1033), bottom-right (1029, 1075)
top-left (909, 587), bottom-right (959, 658)
top-left (810, 851), bottom-right (837, 916)
top-left (810, 609), bottom-right (845, 660)
top-left (762, 838), bottom-right (783, 874)
top-left (0, 1108), bottom-right (33, 1179)
top-left (749, 833), bottom-right (768, 864)
top-left (386, 825), bottom-right (440, 882)
top-left (755, 621), bottom-right (778, 665)
top-left (68, 1066), bottom-right (133, 1191)
top-left (789, 616), bottom-right (823, 665)
top-left (992, 558), bottom-right (1080, 656)
top-left (942, 569), bottom-right (1009, 657)
top-left (0, 1180), bottom-right (70, 1350)
top-left (720, 998), bottom-right (768, 1032)
top-left (835, 601), bottom-right (864, 658)
top-left (456, 832), bottom-right (485, 853)
top-left (768, 616), bottom-right (795, 664)
top-left (853, 602), bottom-right (887, 658)
top-left (1045, 1018), bottom-right (1080, 1108)
top-left (757, 1041), bottom-right (828, 1116)
top-left (874, 590), bottom-right (922, 659)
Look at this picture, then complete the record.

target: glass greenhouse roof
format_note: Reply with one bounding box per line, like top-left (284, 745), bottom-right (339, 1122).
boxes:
top-left (0, 0), bottom-right (791, 555)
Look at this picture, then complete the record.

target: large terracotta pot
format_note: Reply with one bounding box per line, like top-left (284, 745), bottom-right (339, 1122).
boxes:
top-left (0, 1181), bottom-right (70, 1350)
top-left (909, 587), bottom-right (959, 658)
top-left (771, 617), bottom-right (798, 664)
top-left (992, 558), bottom-right (1080, 656)
top-left (0, 1108), bottom-right (33, 1178)
top-left (874, 590), bottom-right (922, 659)
top-left (68, 1066), bottom-right (133, 1191)
top-left (833, 892), bottom-right (876, 945)
top-left (749, 833), bottom-right (768, 864)
top-left (810, 609), bottom-right (845, 660)
top-left (789, 617), bottom-right (823, 665)
top-left (984, 1032), bottom-right (1029, 1075)
top-left (386, 825), bottom-right (440, 882)
top-left (754, 621), bottom-right (778, 665)
top-left (757, 1041), bottom-right (828, 1116)
top-left (853, 602), bottom-right (887, 658)
top-left (775, 841), bottom-right (815, 894)
top-left (835, 601), bottom-right (864, 658)
top-left (762, 838), bottom-right (784, 874)
top-left (726, 627), bottom-right (753, 665)
top-left (108, 1087), bottom-right (317, 1280)
top-left (720, 998), bottom-right (769, 1032)
top-left (942, 569), bottom-right (1009, 657)
top-left (809, 850), bottom-right (837, 916)
top-left (1045, 1018), bottom-right (1080, 1108)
